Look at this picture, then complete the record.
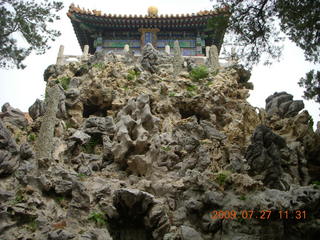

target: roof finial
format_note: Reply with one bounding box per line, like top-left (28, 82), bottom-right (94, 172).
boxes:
top-left (148, 6), bottom-right (158, 17)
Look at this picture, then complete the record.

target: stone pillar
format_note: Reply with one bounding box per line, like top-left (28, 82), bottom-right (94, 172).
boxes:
top-left (56, 45), bottom-right (64, 65)
top-left (35, 85), bottom-right (62, 168)
top-left (206, 46), bottom-right (210, 57)
top-left (208, 45), bottom-right (220, 69)
top-left (124, 44), bottom-right (130, 52)
top-left (173, 40), bottom-right (183, 74)
top-left (173, 40), bottom-right (181, 57)
top-left (81, 45), bottom-right (89, 61)
top-left (165, 45), bottom-right (170, 55)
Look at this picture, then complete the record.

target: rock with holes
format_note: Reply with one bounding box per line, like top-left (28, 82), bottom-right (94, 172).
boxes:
top-left (19, 143), bottom-right (34, 160)
top-left (84, 116), bottom-right (115, 136)
top-left (245, 125), bottom-right (287, 190)
top-left (28, 99), bottom-right (46, 120)
top-left (48, 229), bottom-right (75, 240)
top-left (141, 43), bottom-right (159, 73)
top-left (127, 155), bottom-right (152, 176)
top-left (69, 181), bottom-right (90, 212)
top-left (77, 153), bottom-right (103, 174)
top-left (180, 225), bottom-right (203, 240)
top-left (111, 94), bottom-right (159, 172)
top-left (145, 204), bottom-right (170, 240)
top-left (69, 130), bottom-right (91, 145)
top-left (266, 92), bottom-right (304, 118)
top-left (65, 88), bottom-right (83, 127)
top-left (43, 64), bottom-right (66, 82)
top-left (79, 229), bottom-right (113, 240)
top-left (0, 120), bottom-right (19, 176)
top-left (110, 189), bottom-right (158, 240)
top-left (113, 188), bottom-right (154, 216)
top-left (0, 103), bottom-right (28, 128)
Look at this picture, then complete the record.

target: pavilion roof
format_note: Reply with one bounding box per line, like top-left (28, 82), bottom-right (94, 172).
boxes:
top-left (67, 4), bottom-right (229, 53)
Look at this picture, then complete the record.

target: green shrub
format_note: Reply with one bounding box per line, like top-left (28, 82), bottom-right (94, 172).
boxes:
top-left (127, 69), bottom-right (140, 81)
top-left (312, 180), bottom-right (320, 189)
top-left (312, 180), bottom-right (320, 185)
top-left (82, 136), bottom-right (100, 154)
top-left (26, 219), bottom-right (38, 232)
top-left (215, 170), bottom-right (231, 186)
top-left (127, 73), bottom-right (135, 81)
top-left (88, 212), bottom-right (106, 227)
top-left (168, 92), bottom-right (176, 97)
top-left (57, 76), bottom-right (71, 90)
top-left (12, 193), bottom-right (25, 205)
top-left (186, 84), bottom-right (197, 92)
top-left (77, 173), bottom-right (88, 181)
top-left (27, 133), bottom-right (37, 142)
top-left (161, 146), bottom-right (171, 152)
top-left (92, 62), bottom-right (105, 70)
top-left (239, 195), bottom-right (246, 201)
top-left (189, 65), bottom-right (209, 81)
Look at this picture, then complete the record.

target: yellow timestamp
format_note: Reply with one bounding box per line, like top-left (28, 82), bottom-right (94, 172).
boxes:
top-left (210, 210), bottom-right (307, 220)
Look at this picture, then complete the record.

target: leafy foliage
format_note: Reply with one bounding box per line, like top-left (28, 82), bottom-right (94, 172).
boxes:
top-left (215, 170), bottom-right (231, 186)
top-left (27, 133), bottom-right (37, 142)
top-left (186, 84), bottom-right (198, 92)
top-left (127, 69), bottom-right (140, 80)
top-left (57, 76), bottom-right (71, 90)
top-left (189, 65), bottom-right (209, 81)
top-left (82, 135), bottom-right (101, 154)
top-left (92, 62), bottom-right (105, 70)
top-left (298, 70), bottom-right (320, 103)
top-left (0, 0), bottom-right (63, 69)
top-left (210, 0), bottom-right (319, 68)
top-left (88, 212), bottom-right (106, 227)
top-left (276, 0), bottom-right (319, 64)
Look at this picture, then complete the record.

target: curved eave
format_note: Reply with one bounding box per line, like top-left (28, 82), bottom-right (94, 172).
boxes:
top-left (68, 12), bottom-right (222, 30)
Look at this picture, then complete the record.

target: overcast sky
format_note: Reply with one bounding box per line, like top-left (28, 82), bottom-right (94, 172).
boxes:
top-left (0, 0), bottom-right (319, 126)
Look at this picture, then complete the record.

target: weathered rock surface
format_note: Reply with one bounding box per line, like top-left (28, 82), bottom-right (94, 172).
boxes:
top-left (0, 103), bottom-right (28, 128)
top-left (0, 119), bottom-right (20, 176)
top-left (1, 50), bottom-right (319, 240)
top-left (29, 99), bottom-right (46, 120)
top-left (246, 125), bottom-right (287, 190)
top-left (266, 91), bottom-right (304, 118)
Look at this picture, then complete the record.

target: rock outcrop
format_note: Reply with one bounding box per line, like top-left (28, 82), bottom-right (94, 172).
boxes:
top-left (0, 103), bottom-right (28, 128)
top-left (1, 49), bottom-right (319, 240)
top-left (266, 91), bottom-right (304, 117)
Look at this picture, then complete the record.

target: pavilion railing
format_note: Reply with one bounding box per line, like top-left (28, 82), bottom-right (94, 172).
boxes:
top-left (56, 44), bottom-right (238, 66)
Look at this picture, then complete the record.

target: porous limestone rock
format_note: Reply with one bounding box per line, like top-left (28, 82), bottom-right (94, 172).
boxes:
top-left (0, 119), bottom-right (20, 176)
top-left (246, 125), bottom-right (287, 190)
top-left (28, 99), bottom-right (46, 120)
top-left (141, 43), bottom-right (159, 73)
top-left (207, 45), bottom-right (220, 70)
top-left (266, 91), bottom-right (304, 118)
top-left (111, 94), bottom-right (159, 174)
top-left (0, 103), bottom-right (28, 128)
top-left (1, 48), bottom-right (320, 240)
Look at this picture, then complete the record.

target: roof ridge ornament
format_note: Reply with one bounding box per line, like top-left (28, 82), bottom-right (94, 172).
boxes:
top-left (148, 6), bottom-right (158, 17)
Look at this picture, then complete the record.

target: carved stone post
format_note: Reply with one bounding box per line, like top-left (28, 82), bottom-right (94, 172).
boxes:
top-left (208, 45), bottom-right (220, 69)
top-left (173, 40), bottom-right (183, 74)
top-left (81, 45), bottom-right (89, 61)
top-left (206, 46), bottom-right (210, 57)
top-left (124, 44), bottom-right (130, 52)
top-left (165, 45), bottom-right (170, 55)
top-left (56, 45), bottom-right (65, 65)
top-left (35, 85), bottom-right (62, 169)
